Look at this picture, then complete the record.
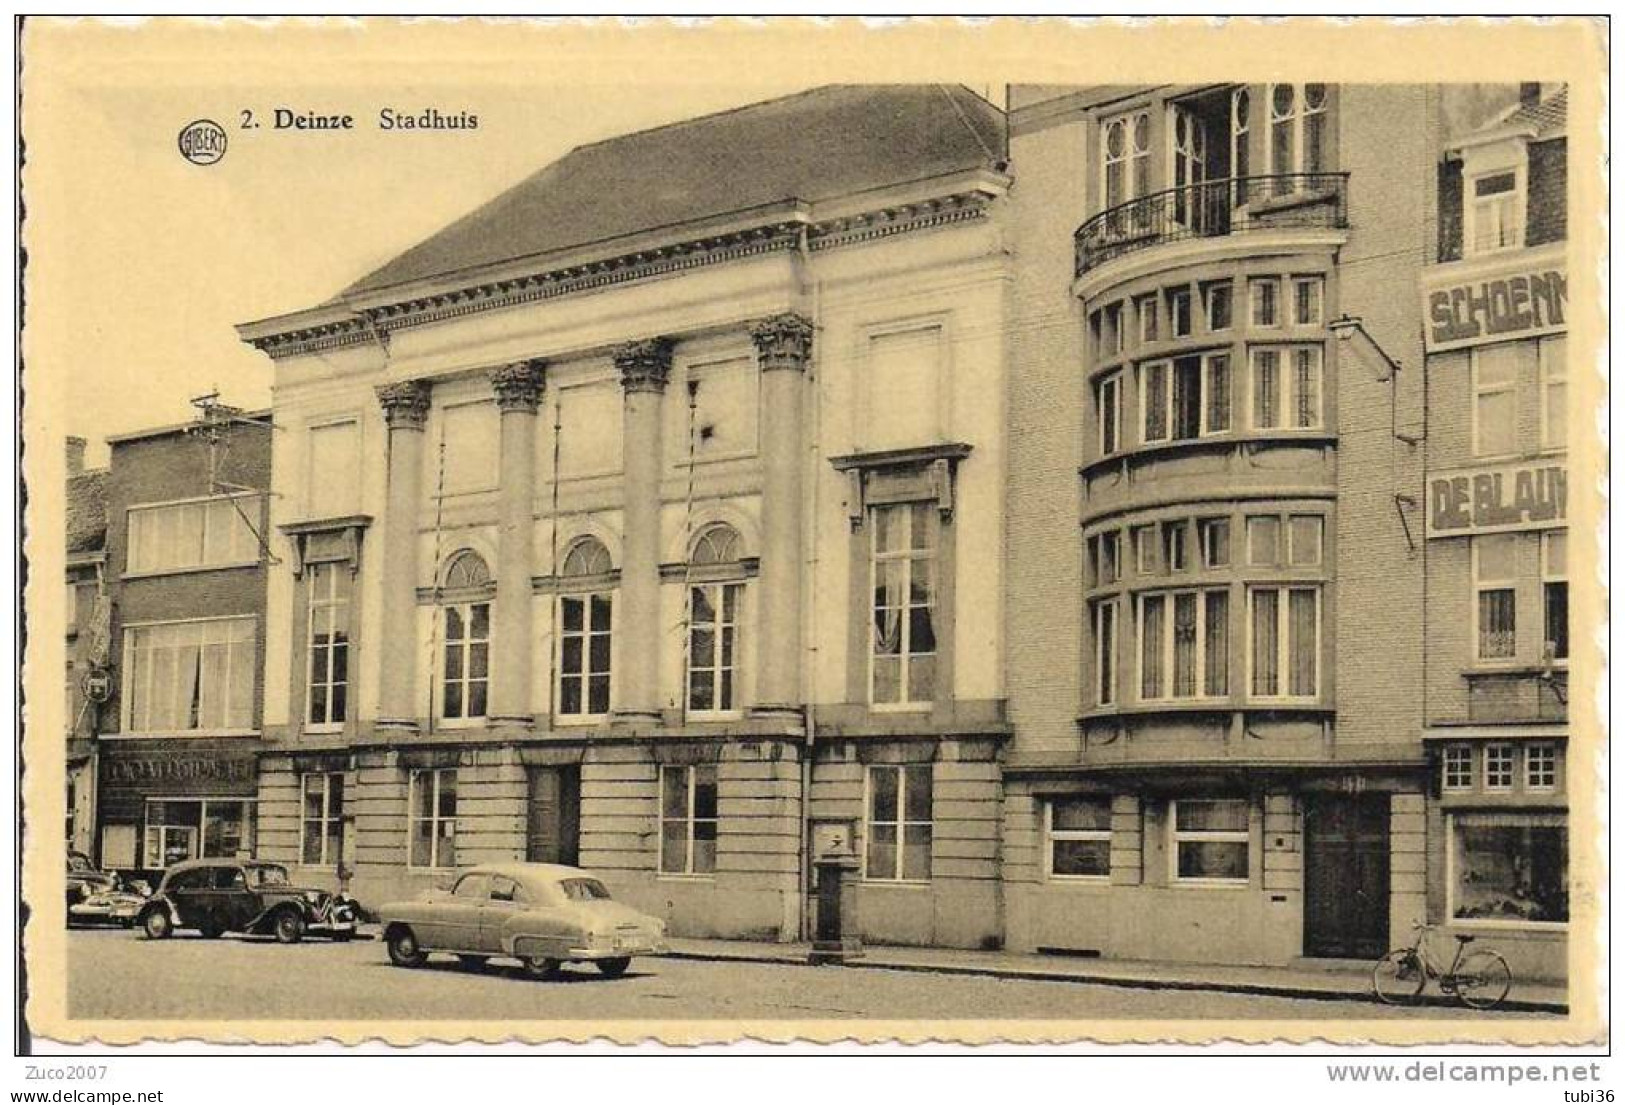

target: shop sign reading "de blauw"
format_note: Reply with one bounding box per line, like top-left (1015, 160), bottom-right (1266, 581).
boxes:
top-left (1427, 459), bottom-right (1567, 539)
top-left (1421, 247), bottom-right (1567, 354)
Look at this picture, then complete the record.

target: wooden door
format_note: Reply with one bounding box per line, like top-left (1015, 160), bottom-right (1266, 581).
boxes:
top-left (526, 766), bottom-right (580, 867)
top-left (1303, 794), bottom-right (1391, 959)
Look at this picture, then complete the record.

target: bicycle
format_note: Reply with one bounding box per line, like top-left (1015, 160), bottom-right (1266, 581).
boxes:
top-left (1372, 920), bottom-right (1512, 1010)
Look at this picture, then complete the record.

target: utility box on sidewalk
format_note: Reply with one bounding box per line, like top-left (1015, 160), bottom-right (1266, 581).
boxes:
top-left (809, 842), bottom-right (863, 965)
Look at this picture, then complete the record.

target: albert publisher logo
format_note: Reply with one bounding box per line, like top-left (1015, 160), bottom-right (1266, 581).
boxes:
top-left (177, 119), bottom-right (227, 166)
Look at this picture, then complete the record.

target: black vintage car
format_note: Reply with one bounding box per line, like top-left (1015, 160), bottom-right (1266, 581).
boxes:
top-left (136, 858), bottom-right (358, 943)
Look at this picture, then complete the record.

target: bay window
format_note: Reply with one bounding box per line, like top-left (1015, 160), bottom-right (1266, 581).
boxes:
top-left (865, 764), bottom-right (932, 882)
top-left (1048, 797), bottom-right (1112, 879)
top-left (1143, 354), bottom-right (1230, 442)
top-left (1449, 812), bottom-right (1567, 925)
top-left (1473, 534), bottom-right (1518, 661)
top-left (1250, 345), bottom-right (1322, 430)
top-left (408, 768), bottom-right (457, 869)
top-left (659, 764), bottom-right (718, 876)
top-left (124, 617), bottom-right (256, 733)
top-left (1138, 589), bottom-right (1228, 701)
top-left (870, 502), bottom-right (936, 708)
top-left (1171, 799), bottom-right (1250, 882)
top-left (1249, 585), bottom-right (1319, 700)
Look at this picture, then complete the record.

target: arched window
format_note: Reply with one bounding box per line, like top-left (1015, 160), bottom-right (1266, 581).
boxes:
top-left (438, 551), bottom-right (490, 723)
top-left (557, 536), bottom-right (613, 720)
top-left (443, 549), bottom-right (492, 591)
top-left (562, 537), bottom-right (612, 578)
top-left (686, 524), bottom-right (746, 716)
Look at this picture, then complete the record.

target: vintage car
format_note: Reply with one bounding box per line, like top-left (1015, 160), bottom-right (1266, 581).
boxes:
top-left (378, 862), bottom-right (666, 979)
top-left (135, 858), bottom-right (359, 943)
top-left (66, 851), bottom-right (148, 927)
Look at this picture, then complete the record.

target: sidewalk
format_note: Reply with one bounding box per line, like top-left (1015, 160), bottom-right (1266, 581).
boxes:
top-left (663, 937), bottom-right (1569, 1015)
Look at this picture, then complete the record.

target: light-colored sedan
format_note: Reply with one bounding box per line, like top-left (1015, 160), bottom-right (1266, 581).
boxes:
top-left (378, 862), bottom-right (667, 979)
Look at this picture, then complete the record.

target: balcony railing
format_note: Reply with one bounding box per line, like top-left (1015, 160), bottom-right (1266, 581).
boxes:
top-left (1074, 172), bottom-right (1351, 278)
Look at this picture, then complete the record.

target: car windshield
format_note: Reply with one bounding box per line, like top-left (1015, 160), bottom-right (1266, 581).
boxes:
top-left (251, 865), bottom-right (291, 887)
top-left (557, 878), bottom-right (612, 901)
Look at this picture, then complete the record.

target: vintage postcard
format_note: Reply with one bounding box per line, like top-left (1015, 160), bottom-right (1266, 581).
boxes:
top-left (17, 16), bottom-right (1608, 1049)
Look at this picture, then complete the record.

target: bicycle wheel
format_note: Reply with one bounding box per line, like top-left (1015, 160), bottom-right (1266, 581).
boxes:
top-left (1372, 949), bottom-right (1426, 1005)
top-left (1455, 949), bottom-right (1512, 1010)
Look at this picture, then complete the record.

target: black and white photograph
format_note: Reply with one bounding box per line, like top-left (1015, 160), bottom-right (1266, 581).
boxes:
top-left (13, 13), bottom-right (1608, 1083)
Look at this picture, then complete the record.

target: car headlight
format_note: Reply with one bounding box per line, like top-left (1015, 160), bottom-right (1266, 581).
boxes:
top-left (303, 891), bottom-right (322, 905)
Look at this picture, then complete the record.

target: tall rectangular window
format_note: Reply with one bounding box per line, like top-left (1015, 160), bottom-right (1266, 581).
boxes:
top-left (127, 496), bottom-right (261, 574)
top-left (871, 503), bottom-right (936, 707)
top-left (1048, 798), bottom-right (1112, 879)
top-left (1163, 520), bottom-right (1189, 572)
top-left (1473, 534), bottom-right (1518, 661)
top-left (1136, 295), bottom-right (1158, 345)
top-left (1473, 344), bottom-right (1520, 458)
top-left (1089, 530), bottom-right (1121, 586)
top-left (1138, 589), bottom-right (1227, 701)
top-left (300, 773), bottom-right (344, 866)
top-left (1267, 83), bottom-right (1328, 184)
top-left (1526, 743), bottom-right (1558, 791)
top-left (1288, 515), bottom-right (1324, 567)
top-left (1542, 530), bottom-right (1568, 662)
top-left (1483, 743), bottom-right (1515, 791)
top-left (687, 583), bottom-right (740, 715)
top-left (1172, 799), bottom-right (1250, 882)
top-left (865, 764), bottom-right (932, 882)
top-left (659, 764), bottom-right (718, 876)
top-left (1199, 517), bottom-right (1231, 568)
top-left (1231, 87), bottom-right (1251, 205)
top-left (1097, 372), bottom-right (1122, 457)
top-left (1442, 745), bottom-right (1474, 792)
top-left (1291, 276), bottom-right (1323, 326)
top-left (1246, 515), bottom-right (1282, 567)
top-left (306, 563), bottom-right (351, 728)
top-left (1102, 109), bottom-right (1151, 226)
top-left (124, 617), bottom-right (256, 733)
top-left (1133, 524), bottom-right (1159, 576)
top-left (867, 325), bottom-right (944, 449)
top-left (1250, 277), bottom-right (1280, 328)
top-left (1204, 353), bottom-right (1232, 433)
top-left (1142, 360), bottom-right (1170, 443)
top-left (1093, 598), bottom-right (1118, 707)
top-left (1468, 170), bottom-right (1523, 256)
top-left (439, 602), bottom-right (490, 721)
top-left (408, 768), bottom-right (456, 869)
top-left (1167, 287), bottom-right (1193, 338)
top-left (1204, 280), bottom-right (1233, 332)
top-left (558, 593), bottom-right (612, 718)
top-left (307, 419), bottom-right (361, 518)
top-left (1540, 335), bottom-right (1567, 451)
top-left (1249, 586), bottom-right (1319, 699)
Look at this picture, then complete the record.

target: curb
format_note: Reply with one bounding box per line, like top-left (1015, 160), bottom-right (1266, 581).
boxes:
top-left (661, 948), bottom-right (1567, 1016)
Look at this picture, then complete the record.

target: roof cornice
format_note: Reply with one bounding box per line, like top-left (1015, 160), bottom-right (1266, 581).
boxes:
top-left (238, 177), bottom-right (1002, 361)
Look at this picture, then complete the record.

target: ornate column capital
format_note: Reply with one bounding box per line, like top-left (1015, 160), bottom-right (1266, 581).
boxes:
top-left (490, 359), bottom-right (547, 413)
top-left (375, 379), bottom-right (432, 430)
top-left (749, 312), bottom-right (815, 373)
top-left (614, 337), bottom-right (675, 394)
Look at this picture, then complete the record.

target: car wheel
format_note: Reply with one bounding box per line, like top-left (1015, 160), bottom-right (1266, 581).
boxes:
top-left (595, 957), bottom-right (632, 979)
top-left (386, 926), bottom-right (428, 968)
top-left (272, 909), bottom-right (305, 945)
top-left (522, 955), bottom-right (563, 980)
top-left (141, 908), bottom-right (173, 941)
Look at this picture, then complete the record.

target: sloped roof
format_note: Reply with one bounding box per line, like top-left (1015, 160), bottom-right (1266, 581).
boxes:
top-left (1504, 87), bottom-right (1567, 139)
top-left (343, 85), bottom-right (1004, 299)
top-left (66, 469), bottom-right (107, 556)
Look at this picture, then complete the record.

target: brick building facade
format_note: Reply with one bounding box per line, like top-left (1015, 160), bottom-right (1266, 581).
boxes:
top-left (91, 413), bottom-right (274, 884)
top-left (1418, 86), bottom-right (1569, 981)
top-left (996, 83), bottom-right (1558, 972)
top-left (237, 87), bottom-right (1012, 946)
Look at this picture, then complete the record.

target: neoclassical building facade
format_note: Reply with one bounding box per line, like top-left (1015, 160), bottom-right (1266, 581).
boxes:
top-left (238, 86), bottom-right (1012, 945)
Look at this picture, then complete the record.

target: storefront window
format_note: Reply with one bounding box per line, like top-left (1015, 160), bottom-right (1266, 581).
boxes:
top-left (1450, 813), bottom-right (1567, 925)
top-left (142, 799), bottom-right (257, 868)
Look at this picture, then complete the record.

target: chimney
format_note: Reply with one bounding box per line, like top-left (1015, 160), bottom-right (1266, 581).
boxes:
top-left (66, 436), bottom-right (86, 476)
top-left (1520, 82), bottom-right (1543, 109)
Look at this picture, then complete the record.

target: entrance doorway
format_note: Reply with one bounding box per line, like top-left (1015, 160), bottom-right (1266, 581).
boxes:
top-left (1303, 793), bottom-right (1391, 958)
top-left (525, 765), bottom-right (580, 867)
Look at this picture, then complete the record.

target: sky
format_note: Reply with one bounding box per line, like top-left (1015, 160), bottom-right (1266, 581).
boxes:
top-left (25, 24), bottom-right (820, 465)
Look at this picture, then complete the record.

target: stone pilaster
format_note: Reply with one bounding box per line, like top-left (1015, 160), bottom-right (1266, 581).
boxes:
top-left (374, 379), bottom-right (432, 730)
top-left (612, 338), bottom-right (674, 723)
top-left (749, 313), bottom-right (813, 716)
top-left (489, 359), bottom-right (546, 729)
